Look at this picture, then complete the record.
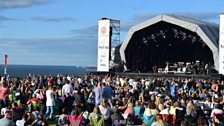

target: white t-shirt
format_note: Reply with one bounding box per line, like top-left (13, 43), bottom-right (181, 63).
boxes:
top-left (120, 78), bottom-right (124, 87)
top-left (77, 78), bottom-right (82, 84)
top-left (211, 109), bottom-right (224, 118)
top-left (16, 119), bottom-right (26, 126)
top-left (99, 105), bottom-right (110, 120)
top-left (62, 84), bottom-right (73, 96)
top-left (160, 108), bottom-right (170, 114)
top-left (46, 90), bottom-right (55, 106)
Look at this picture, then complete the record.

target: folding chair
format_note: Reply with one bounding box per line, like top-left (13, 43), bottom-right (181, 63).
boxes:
top-left (67, 115), bottom-right (83, 126)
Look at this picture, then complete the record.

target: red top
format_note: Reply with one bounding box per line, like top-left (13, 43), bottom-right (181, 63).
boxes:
top-left (27, 98), bottom-right (39, 104)
top-left (0, 87), bottom-right (9, 100)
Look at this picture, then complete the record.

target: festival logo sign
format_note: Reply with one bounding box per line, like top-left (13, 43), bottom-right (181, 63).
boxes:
top-left (97, 19), bottom-right (110, 72)
top-left (219, 14), bottom-right (224, 74)
top-left (101, 27), bottom-right (107, 35)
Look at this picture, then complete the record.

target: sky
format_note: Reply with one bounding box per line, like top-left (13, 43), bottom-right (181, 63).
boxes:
top-left (0, 0), bottom-right (223, 66)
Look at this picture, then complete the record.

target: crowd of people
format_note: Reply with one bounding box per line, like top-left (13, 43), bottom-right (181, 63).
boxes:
top-left (0, 74), bottom-right (224, 126)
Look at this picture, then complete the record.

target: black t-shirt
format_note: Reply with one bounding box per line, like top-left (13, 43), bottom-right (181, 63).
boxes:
top-left (74, 92), bottom-right (85, 104)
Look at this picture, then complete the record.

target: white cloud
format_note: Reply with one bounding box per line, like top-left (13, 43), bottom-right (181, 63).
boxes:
top-left (0, 0), bottom-right (54, 9)
top-left (0, 15), bottom-right (16, 21)
top-left (176, 12), bottom-right (219, 21)
top-left (120, 13), bottom-right (157, 32)
top-left (31, 16), bottom-right (75, 22)
top-left (69, 25), bottom-right (97, 37)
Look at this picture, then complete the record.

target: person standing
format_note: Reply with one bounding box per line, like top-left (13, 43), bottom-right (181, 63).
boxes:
top-left (102, 82), bottom-right (113, 100)
top-left (0, 81), bottom-right (9, 107)
top-left (62, 80), bottom-right (73, 97)
top-left (45, 85), bottom-right (55, 120)
top-left (94, 82), bottom-right (103, 106)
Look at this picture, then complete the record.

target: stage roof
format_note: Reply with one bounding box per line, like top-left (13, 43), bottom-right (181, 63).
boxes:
top-left (120, 14), bottom-right (219, 70)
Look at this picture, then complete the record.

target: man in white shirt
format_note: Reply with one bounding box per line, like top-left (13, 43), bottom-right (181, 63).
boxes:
top-left (62, 80), bottom-right (73, 97)
top-left (94, 82), bottom-right (103, 106)
top-left (45, 85), bottom-right (55, 120)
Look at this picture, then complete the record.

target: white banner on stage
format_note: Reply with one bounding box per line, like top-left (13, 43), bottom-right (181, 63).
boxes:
top-left (219, 13), bottom-right (224, 75)
top-left (97, 19), bottom-right (110, 72)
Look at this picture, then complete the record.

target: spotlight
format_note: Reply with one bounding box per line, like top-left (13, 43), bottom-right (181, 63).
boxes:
top-left (143, 37), bottom-right (148, 46)
top-left (174, 33), bottom-right (179, 38)
top-left (192, 36), bottom-right (196, 43)
top-left (182, 33), bottom-right (186, 40)
top-left (143, 38), bottom-right (147, 42)
top-left (173, 29), bottom-right (179, 38)
top-left (151, 34), bottom-right (155, 39)
top-left (159, 30), bottom-right (166, 38)
top-left (179, 31), bottom-right (187, 40)
top-left (150, 34), bottom-right (157, 42)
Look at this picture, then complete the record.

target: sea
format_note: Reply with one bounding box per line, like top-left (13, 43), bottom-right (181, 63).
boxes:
top-left (0, 65), bottom-right (91, 77)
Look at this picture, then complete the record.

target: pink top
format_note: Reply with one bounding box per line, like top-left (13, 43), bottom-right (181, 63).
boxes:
top-left (0, 87), bottom-right (9, 100)
top-left (124, 108), bottom-right (134, 116)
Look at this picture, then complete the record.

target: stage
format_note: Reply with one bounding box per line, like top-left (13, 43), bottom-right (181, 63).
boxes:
top-left (114, 72), bottom-right (221, 80)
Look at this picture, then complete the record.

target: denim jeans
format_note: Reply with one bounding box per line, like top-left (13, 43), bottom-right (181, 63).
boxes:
top-left (45, 106), bottom-right (54, 119)
top-left (0, 100), bottom-right (7, 108)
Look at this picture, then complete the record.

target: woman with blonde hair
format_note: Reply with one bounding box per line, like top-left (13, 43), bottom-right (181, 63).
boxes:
top-left (89, 107), bottom-right (104, 126)
top-left (185, 101), bottom-right (197, 124)
top-left (186, 101), bottom-right (196, 116)
top-left (155, 97), bottom-right (163, 106)
top-left (123, 102), bottom-right (134, 119)
top-left (89, 107), bottom-right (101, 120)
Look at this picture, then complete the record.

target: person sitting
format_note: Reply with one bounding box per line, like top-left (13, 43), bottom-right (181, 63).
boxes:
top-left (144, 103), bottom-right (159, 116)
top-left (68, 107), bottom-right (83, 126)
top-left (151, 114), bottom-right (168, 126)
top-left (89, 107), bottom-right (104, 126)
top-left (98, 99), bottom-right (111, 125)
top-left (173, 102), bottom-right (185, 126)
top-left (16, 113), bottom-right (29, 126)
top-left (185, 101), bottom-right (197, 125)
top-left (111, 107), bottom-right (125, 126)
top-left (58, 108), bottom-right (68, 126)
top-left (0, 110), bottom-right (14, 126)
top-left (123, 102), bottom-right (134, 119)
top-left (133, 101), bottom-right (145, 117)
top-left (159, 104), bottom-right (169, 114)
top-left (213, 114), bottom-right (224, 126)
top-left (211, 104), bottom-right (224, 119)
top-left (27, 94), bottom-right (40, 112)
